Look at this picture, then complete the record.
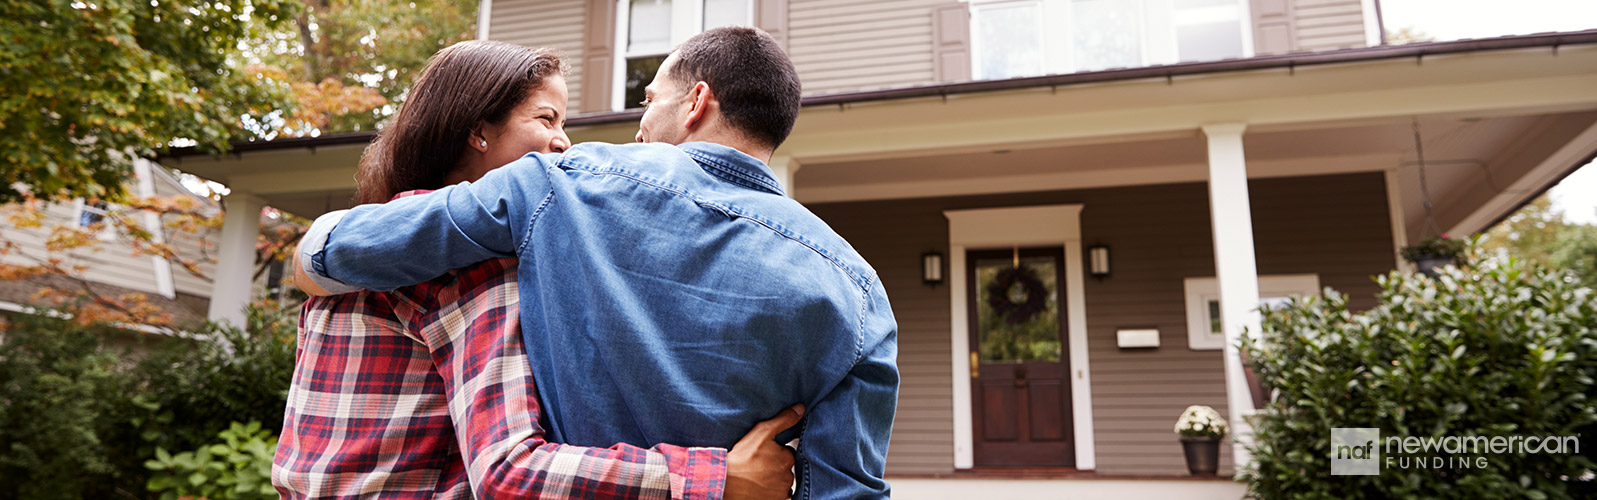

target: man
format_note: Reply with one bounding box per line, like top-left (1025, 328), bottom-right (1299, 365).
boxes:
top-left (296, 27), bottom-right (898, 499)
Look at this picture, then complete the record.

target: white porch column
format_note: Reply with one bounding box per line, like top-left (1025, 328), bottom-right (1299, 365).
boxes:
top-left (1202, 123), bottom-right (1262, 470)
top-left (207, 191), bottom-right (265, 328)
top-left (768, 155), bottom-right (802, 198)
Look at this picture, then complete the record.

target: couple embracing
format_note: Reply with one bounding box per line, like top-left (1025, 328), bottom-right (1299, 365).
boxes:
top-left (273, 27), bottom-right (898, 500)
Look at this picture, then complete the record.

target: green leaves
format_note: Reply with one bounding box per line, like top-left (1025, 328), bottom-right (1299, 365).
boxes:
top-left (1240, 239), bottom-right (1597, 499)
top-left (145, 422), bottom-right (279, 500)
top-left (0, 0), bottom-right (298, 204)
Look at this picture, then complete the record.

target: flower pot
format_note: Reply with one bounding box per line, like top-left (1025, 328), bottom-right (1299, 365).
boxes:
top-left (1412, 255), bottom-right (1456, 277)
top-left (1180, 436), bottom-right (1221, 476)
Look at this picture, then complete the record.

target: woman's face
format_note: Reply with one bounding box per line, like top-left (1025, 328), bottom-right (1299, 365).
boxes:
top-left (463, 75), bottom-right (571, 182)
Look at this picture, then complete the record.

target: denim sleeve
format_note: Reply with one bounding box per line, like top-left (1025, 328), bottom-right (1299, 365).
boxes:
top-left (312, 154), bottom-right (557, 292)
top-left (797, 282), bottom-right (899, 500)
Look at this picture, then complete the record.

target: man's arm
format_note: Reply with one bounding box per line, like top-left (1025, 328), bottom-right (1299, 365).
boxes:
top-left (296, 153), bottom-right (558, 295)
top-left (795, 282), bottom-right (899, 500)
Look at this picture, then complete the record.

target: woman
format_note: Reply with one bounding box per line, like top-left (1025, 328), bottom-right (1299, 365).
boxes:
top-left (275, 40), bottom-right (798, 500)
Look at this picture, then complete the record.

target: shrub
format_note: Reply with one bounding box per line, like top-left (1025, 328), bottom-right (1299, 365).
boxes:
top-left (1241, 244), bottom-right (1597, 499)
top-left (0, 302), bottom-right (297, 499)
top-left (0, 314), bottom-right (131, 500)
top-left (145, 421), bottom-right (279, 500)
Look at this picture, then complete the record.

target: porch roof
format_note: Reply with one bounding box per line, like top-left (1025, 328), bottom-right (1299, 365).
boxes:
top-left (157, 29), bottom-right (1597, 238)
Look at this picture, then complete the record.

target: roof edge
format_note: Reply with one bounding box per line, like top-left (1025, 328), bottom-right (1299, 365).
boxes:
top-left (162, 29), bottom-right (1597, 158)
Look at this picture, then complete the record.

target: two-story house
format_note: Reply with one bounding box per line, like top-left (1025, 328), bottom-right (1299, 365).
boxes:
top-left (163, 1), bottom-right (1597, 497)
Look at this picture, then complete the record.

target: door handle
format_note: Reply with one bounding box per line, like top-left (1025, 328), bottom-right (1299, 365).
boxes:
top-left (970, 352), bottom-right (979, 379)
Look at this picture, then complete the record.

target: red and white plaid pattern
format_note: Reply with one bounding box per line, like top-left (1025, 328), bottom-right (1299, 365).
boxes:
top-left (274, 227), bottom-right (726, 499)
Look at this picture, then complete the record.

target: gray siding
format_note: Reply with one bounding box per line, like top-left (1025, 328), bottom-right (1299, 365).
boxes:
top-left (1293, 0), bottom-right (1367, 51)
top-left (0, 201), bottom-right (164, 297)
top-left (486, 0), bottom-right (1364, 103)
top-left (488, 0), bottom-right (589, 106)
top-left (788, 0), bottom-right (952, 95)
top-left (807, 172), bottom-right (1395, 476)
top-left (151, 170), bottom-right (220, 298)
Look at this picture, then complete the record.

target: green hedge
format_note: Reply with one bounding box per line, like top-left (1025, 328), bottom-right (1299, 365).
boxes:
top-left (1242, 248), bottom-right (1597, 499)
top-left (0, 305), bottom-right (295, 499)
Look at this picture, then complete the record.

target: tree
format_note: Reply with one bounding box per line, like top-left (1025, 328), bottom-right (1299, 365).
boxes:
top-left (245, 0), bottom-right (479, 137)
top-left (1484, 194), bottom-right (1597, 286)
top-left (0, 0), bottom-right (300, 204)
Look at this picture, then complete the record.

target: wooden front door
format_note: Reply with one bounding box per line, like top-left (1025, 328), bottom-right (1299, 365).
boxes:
top-left (968, 247), bottom-right (1074, 467)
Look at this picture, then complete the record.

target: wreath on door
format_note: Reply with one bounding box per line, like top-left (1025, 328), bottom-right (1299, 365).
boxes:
top-left (985, 264), bottom-right (1049, 324)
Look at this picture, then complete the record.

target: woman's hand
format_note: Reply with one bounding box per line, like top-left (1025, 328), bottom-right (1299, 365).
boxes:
top-left (725, 404), bottom-right (804, 500)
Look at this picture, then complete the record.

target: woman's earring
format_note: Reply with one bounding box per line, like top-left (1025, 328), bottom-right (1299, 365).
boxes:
top-left (480, 140), bottom-right (488, 147)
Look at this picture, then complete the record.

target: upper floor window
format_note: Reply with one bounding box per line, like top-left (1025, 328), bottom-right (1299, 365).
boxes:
top-left (77, 199), bottom-right (109, 228)
top-left (971, 0), bottom-right (1252, 81)
top-left (616, 0), bottom-right (753, 110)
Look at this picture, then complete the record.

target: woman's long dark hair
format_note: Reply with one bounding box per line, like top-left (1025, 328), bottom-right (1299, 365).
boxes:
top-left (354, 41), bottom-right (565, 204)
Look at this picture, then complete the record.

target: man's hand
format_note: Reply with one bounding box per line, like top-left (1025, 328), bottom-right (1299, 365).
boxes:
top-left (292, 249), bottom-right (334, 297)
top-left (725, 404), bottom-right (804, 500)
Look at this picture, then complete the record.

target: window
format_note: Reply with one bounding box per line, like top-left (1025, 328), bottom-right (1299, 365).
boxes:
top-left (615, 0), bottom-right (752, 110)
top-left (1183, 274), bottom-right (1320, 350)
top-left (970, 0), bottom-right (1252, 80)
top-left (77, 200), bottom-right (108, 227)
top-left (75, 199), bottom-right (116, 241)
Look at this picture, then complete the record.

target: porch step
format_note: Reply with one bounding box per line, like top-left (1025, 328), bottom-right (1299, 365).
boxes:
top-left (889, 478), bottom-right (1246, 500)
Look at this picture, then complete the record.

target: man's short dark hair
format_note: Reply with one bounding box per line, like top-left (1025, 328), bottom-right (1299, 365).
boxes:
top-left (670, 27), bottom-right (802, 150)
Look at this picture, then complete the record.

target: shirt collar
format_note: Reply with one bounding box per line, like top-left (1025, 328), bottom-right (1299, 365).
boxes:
top-left (677, 141), bottom-right (785, 196)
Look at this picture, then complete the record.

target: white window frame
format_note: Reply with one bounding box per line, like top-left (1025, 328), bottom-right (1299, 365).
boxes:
top-left (1183, 273), bottom-right (1320, 350)
top-left (73, 198), bottom-right (116, 242)
top-left (612, 0), bottom-right (754, 111)
top-left (969, 0), bottom-right (1255, 79)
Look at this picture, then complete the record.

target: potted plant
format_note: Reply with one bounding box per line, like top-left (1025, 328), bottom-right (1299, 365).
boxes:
top-left (1174, 405), bottom-right (1227, 476)
top-left (1400, 234), bottom-right (1466, 276)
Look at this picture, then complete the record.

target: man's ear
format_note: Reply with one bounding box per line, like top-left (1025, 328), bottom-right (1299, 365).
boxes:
top-left (682, 81), bottom-right (713, 132)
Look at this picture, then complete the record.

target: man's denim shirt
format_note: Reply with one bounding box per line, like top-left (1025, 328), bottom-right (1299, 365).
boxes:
top-left (302, 142), bottom-right (899, 500)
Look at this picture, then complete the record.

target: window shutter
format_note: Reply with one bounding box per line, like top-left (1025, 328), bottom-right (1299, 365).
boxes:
top-left (754, 0), bottom-right (789, 50)
top-left (1250, 0), bottom-right (1296, 55)
top-left (581, 0), bottom-right (617, 113)
top-left (932, 4), bottom-right (971, 83)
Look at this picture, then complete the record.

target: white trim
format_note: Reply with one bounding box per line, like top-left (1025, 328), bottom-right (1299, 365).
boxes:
top-left (0, 300), bottom-right (198, 338)
top-left (1202, 122), bottom-right (1260, 470)
top-left (1183, 274), bottom-right (1320, 350)
top-left (795, 152), bottom-right (1401, 204)
top-left (476, 0), bottom-right (492, 40)
top-left (1384, 168), bottom-right (1411, 273)
top-left (945, 204), bottom-right (1095, 470)
top-left (134, 159), bottom-right (177, 299)
top-left (767, 155), bottom-right (801, 198)
top-left (1447, 119), bottom-right (1597, 237)
top-left (1360, 0), bottom-right (1382, 47)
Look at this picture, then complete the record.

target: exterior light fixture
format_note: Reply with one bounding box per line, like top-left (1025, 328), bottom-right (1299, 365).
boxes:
top-left (922, 251), bottom-right (944, 286)
top-left (1089, 244), bottom-right (1110, 279)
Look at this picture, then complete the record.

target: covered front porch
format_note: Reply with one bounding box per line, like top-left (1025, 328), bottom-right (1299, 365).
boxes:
top-left (160, 32), bottom-right (1597, 488)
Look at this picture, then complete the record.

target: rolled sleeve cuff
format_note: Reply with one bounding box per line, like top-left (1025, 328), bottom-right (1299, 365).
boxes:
top-left (660, 445), bottom-right (727, 500)
top-left (299, 209), bottom-right (363, 295)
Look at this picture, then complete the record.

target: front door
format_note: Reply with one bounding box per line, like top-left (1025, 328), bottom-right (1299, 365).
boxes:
top-left (968, 247), bottom-right (1074, 467)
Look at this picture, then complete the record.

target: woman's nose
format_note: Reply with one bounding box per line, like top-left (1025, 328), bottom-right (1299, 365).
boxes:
top-left (551, 131), bottom-right (571, 153)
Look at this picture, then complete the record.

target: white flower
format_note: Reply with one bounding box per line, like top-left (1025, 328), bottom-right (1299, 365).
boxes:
top-left (1174, 405), bottom-right (1227, 438)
